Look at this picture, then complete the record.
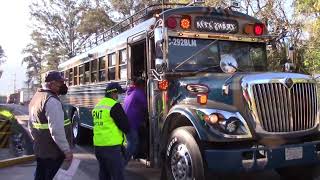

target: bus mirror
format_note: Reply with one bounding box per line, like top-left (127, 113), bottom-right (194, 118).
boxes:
top-left (154, 27), bottom-right (167, 59)
top-left (155, 58), bottom-right (166, 73)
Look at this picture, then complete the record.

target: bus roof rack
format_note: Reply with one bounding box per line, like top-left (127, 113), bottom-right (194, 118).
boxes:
top-left (75, 3), bottom-right (188, 56)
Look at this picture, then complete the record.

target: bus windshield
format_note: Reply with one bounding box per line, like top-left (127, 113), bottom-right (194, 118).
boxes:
top-left (168, 37), bottom-right (267, 72)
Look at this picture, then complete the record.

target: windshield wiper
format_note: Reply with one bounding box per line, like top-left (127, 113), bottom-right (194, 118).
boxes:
top-left (173, 29), bottom-right (235, 71)
top-left (227, 62), bottom-right (244, 72)
top-left (194, 65), bottom-right (220, 73)
top-left (173, 39), bottom-right (219, 71)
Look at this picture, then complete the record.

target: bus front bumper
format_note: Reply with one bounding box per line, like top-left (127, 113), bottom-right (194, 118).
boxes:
top-left (204, 140), bottom-right (320, 172)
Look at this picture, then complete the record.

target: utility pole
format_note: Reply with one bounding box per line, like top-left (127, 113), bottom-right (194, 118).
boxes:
top-left (13, 73), bottom-right (16, 93)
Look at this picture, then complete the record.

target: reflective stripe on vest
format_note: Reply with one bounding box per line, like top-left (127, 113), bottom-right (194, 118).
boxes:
top-left (32, 119), bottom-right (71, 129)
top-left (92, 98), bottom-right (124, 146)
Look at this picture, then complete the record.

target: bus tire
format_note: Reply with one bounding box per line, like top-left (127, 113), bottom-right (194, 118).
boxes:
top-left (71, 111), bottom-right (86, 145)
top-left (165, 126), bottom-right (205, 180)
top-left (276, 164), bottom-right (319, 180)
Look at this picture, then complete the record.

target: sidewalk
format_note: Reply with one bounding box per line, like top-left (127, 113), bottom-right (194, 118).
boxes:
top-left (0, 153), bottom-right (93, 180)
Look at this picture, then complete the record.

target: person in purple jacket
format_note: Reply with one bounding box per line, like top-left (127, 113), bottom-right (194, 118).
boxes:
top-left (123, 77), bottom-right (147, 163)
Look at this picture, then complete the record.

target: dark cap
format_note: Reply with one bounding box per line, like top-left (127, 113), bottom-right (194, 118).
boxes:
top-left (44, 70), bottom-right (67, 82)
top-left (105, 82), bottom-right (125, 94)
top-left (132, 77), bottom-right (145, 86)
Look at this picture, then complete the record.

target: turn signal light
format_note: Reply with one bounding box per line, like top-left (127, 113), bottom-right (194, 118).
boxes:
top-left (158, 79), bottom-right (169, 91)
top-left (180, 16), bottom-right (191, 30)
top-left (197, 94), bottom-right (208, 105)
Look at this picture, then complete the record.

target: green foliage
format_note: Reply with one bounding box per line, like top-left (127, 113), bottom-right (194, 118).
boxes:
top-left (23, 0), bottom-right (115, 87)
top-left (0, 45), bottom-right (6, 65)
top-left (295, 0), bottom-right (320, 73)
top-left (295, 0), bottom-right (320, 15)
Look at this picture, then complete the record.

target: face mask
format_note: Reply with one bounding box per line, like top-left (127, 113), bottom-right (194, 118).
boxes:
top-left (59, 84), bottom-right (68, 95)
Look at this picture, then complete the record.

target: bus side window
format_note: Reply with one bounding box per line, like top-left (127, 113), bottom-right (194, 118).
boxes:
top-left (74, 66), bottom-right (78, 85)
top-left (119, 49), bottom-right (127, 80)
top-left (108, 53), bottom-right (116, 80)
top-left (79, 65), bottom-right (84, 85)
top-left (91, 59), bottom-right (98, 83)
top-left (84, 62), bottom-right (90, 84)
top-left (99, 56), bottom-right (106, 82)
top-left (68, 68), bottom-right (73, 86)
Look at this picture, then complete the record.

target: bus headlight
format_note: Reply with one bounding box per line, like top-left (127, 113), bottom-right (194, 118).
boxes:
top-left (196, 109), bottom-right (252, 139)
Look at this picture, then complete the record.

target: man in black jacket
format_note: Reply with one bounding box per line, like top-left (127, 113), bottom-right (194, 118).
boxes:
top-left (92, 82), bottom-right (130, 180)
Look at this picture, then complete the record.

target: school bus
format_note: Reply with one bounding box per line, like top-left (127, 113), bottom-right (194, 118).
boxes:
top-left (59, 2), bottom-right (320, 180)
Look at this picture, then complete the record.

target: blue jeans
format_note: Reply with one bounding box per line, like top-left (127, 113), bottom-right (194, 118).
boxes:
top-left (126, 130), bottom-right (139, 163)
top-left (95, 146), bottom-right (125, 180)
top-left (35, 156), bottom-right (64, 180)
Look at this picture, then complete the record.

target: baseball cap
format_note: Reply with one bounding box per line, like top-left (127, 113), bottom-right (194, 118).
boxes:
top-left (44, 70), bottom-right (67, 82)
top-left (105, 82), bottom-right (125, 94)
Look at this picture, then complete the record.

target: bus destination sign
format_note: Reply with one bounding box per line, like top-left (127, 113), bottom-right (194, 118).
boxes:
top-left (195, 17), bottom-right (239, 34)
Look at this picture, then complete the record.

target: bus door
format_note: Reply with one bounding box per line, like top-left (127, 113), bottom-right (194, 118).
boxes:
top-left (127, 32), bottom-right (149, 160)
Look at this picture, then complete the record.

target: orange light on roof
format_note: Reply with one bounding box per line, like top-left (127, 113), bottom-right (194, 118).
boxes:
top-left (244, 23), bottom-right (264, 36)
top-left (244, 24), bottom-right (254, 34)
top-left (158, 79), bottom-right (169, 91)
top-left (197, 94), bottom-right (208, 105)
top-left (180, 16), bottom-right (191, 30)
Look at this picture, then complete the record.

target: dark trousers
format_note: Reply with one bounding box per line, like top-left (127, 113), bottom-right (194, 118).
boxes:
top-left (35, 156), bottom-right (64, 180)
top-left (95, 146), bottom-right (125, 180)
top-left (126, 129), bottom-right (139, 164)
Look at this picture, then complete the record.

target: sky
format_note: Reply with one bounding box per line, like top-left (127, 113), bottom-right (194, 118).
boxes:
top-left (0, 1), bottom-right (31, 96)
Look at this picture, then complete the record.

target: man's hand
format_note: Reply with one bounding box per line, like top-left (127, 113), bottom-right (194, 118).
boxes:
top-left (64, 151), bottom-right (73, 161)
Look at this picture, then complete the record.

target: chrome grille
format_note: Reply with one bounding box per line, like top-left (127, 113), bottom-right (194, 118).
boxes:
top-left (252, 83), bottom-right (317, 132)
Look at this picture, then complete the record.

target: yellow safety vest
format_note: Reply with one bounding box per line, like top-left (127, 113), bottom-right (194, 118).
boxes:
top-left (92, 97), bottom-right (124, 146)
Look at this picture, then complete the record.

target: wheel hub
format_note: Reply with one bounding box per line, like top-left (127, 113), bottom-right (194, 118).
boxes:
top-left (72, 120), bottom-right (78, 138)
top-left (170, 144), bottom-right (193, 180)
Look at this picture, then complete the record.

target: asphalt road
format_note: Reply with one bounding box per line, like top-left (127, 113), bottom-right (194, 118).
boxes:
top-left (0, 104), bottom-right (286, 180)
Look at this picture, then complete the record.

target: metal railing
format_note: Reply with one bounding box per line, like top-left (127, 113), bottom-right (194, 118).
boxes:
top-left (75, 3), bottom-right (188, 55)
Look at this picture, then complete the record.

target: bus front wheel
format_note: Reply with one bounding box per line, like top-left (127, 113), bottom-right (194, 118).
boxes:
top-left (165, 126), bottom-right (205, 180)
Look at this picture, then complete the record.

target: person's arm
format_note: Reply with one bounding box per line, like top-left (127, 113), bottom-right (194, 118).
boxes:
top-left (45, 98), bottom-right (71, 157)
top-left (110, 103), bottom-right (130, 134)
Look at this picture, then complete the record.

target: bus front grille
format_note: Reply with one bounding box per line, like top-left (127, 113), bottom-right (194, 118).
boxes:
top-left (251, 83), bottom-right (317, 132)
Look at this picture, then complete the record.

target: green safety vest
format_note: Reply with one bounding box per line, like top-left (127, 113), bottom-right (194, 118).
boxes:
top-left (92, 97), bottom-right (124, 146)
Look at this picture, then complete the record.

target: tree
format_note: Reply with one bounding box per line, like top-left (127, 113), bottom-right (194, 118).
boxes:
top-left (0, 45), bottom-right (5, 65)
top-left (295, 0), bottom-right (320, 73)
top-left (23, 0), bottom-right (115, 86)
top-left (22, 31), bottom-right (46, 88)
top-left (29, 0), bottom-right (92, 58)
top-left (108, 0), bottom-right (161, 19)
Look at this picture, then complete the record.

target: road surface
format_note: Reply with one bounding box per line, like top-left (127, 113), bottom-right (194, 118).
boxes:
top-left (0, 104), bottom-right (289, 180)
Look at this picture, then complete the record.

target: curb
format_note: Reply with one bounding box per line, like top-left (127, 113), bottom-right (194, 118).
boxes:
top-left (0, 155), bottom-right (35, 168)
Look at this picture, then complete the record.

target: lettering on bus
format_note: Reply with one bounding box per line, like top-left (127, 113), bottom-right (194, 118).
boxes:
top-left (169, 38), bottom-right (197, 47)
top-left (195, 17), bottom-right (238, 34)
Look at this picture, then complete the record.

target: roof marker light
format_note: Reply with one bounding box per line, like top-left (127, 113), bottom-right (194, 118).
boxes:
top-left (180, 16), bottom-right (191, 30)
top-left (166, 17), bottom-right (177, 29)
top-left (254, 23), bottom-right (264, 36)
